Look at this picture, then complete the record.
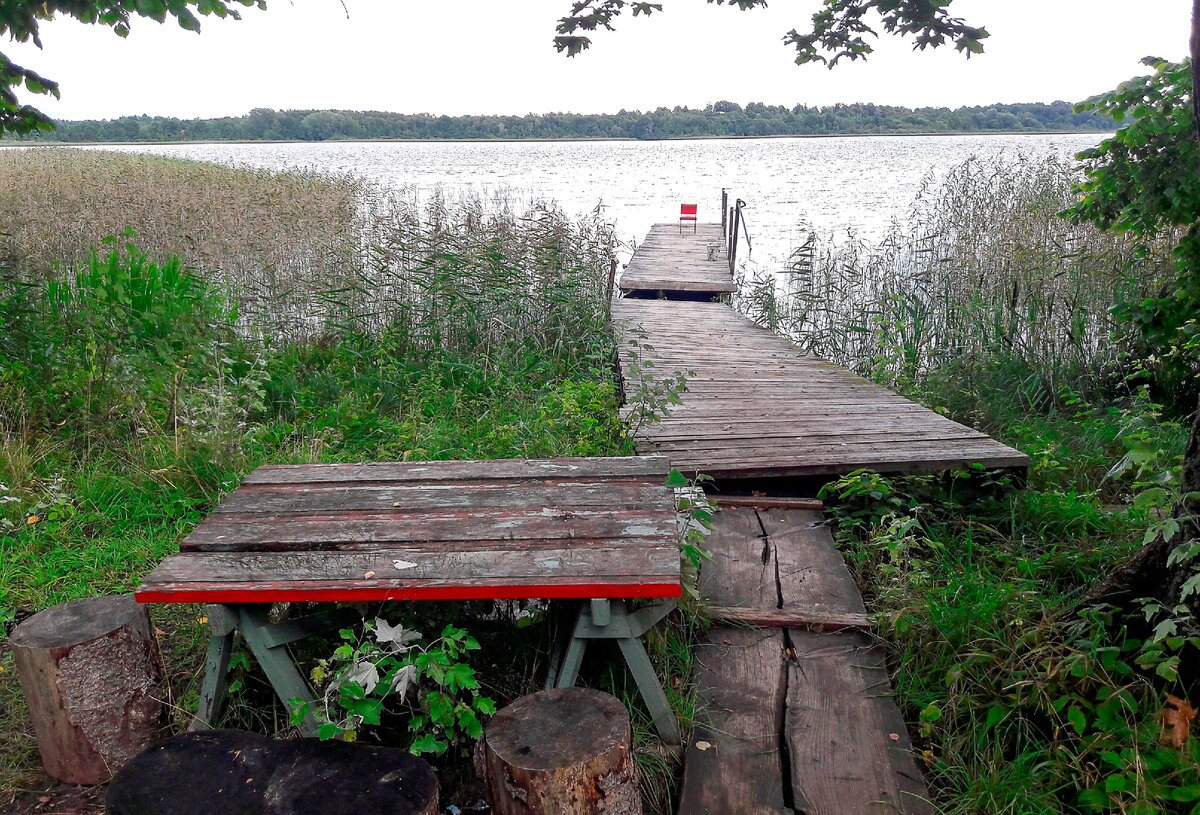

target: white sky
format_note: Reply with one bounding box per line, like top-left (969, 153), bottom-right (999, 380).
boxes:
top-left (3, 1), bottom-right (1190, 120)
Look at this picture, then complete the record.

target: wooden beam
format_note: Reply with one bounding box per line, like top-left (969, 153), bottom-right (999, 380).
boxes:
top-left (705, 605), bottom-right (871, 632)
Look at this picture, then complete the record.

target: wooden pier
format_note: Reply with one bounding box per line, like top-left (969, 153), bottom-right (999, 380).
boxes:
top-left (612, 220), bottom-right (1028, 813)
top-left (618, 223), bottom-right (736, 297)
top-left (614, 299), bottom-right (1028, 480)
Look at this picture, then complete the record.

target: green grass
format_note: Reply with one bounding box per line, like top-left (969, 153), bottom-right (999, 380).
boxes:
top-left (817, 394), bottom-right (1193, 813)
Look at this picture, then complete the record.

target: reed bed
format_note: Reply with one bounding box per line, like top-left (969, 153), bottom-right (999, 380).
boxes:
top-left (0, 148), bottom-right (615, 357)
top-left (737, 154), bottom-right (1176, 411)
top-left (0, 148), bottom-right (362, 301)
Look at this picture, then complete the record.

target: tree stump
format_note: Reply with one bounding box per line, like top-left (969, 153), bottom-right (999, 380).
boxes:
top-left (9, 594), bottom-right (165, 784)
top-left (477, 688), bottom-right (642, 815)
top-left (106, 729), bottom-right (440, 815)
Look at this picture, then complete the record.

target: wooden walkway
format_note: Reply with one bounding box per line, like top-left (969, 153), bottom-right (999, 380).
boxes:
top-left (680, 505), bottom-right (932, 814)
top-left (611, 221), bottom-right (1028, 813)
top-left (618, 223), bottom-right (736, 297)
top-left (613, 298), bottom-right (1029, 480)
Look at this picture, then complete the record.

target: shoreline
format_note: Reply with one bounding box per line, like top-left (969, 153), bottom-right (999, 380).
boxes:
top-left (0, 130), bottom-right (1111, 148)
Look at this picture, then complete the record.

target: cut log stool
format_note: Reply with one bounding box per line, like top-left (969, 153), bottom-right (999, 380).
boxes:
top-left (477, 688), bottom-right (642, 815)
top-left (9, 594), bottom-right (165, 784)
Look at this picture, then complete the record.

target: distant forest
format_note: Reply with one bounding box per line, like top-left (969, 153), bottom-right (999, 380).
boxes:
top-left (11, 101), bottom-right (1112, 143)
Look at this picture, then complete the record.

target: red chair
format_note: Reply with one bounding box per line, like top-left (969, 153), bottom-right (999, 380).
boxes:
top-left (679, 203), bottom-right (697, 233)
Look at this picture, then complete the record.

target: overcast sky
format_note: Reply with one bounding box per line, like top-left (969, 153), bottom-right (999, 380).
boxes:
top-left (4, 1), bottom-right (1189, 120)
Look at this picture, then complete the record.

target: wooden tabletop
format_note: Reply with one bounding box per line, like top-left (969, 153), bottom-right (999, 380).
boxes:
top-left (136, 456), bottom-right (682, 604)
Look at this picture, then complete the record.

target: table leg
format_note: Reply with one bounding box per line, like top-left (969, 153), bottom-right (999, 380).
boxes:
top-left (190, 604), bottom-right (236, 731)
top-left (236, 606), bottom-right (320, 735)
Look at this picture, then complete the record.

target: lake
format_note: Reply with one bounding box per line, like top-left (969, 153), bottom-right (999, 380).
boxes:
top-left (44, 133), bottom-right (1104, 265)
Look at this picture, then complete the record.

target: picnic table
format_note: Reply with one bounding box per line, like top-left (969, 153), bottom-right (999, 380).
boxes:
top-left (135, 456), bottom-right (683, 742)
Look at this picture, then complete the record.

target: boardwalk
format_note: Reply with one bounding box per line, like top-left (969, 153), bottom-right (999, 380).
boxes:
top-left (613, 298), bottom-right (1029, 479)
top-left (617, 223), bottom-right (735, 296)
top-left (680, 504), bottom-right (932, 815)
top-left (613, 220), bottom-right (1028, 813)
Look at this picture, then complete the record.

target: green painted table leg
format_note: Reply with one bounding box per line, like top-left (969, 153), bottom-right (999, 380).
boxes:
top-left (552, 599), bottom-right (681, 744)
top-left (617, 633), bottom-right (681, 745)
top-left (190, 604), bottom-right (236, 731)
top-left (236, 606), bottom-right (321, 735)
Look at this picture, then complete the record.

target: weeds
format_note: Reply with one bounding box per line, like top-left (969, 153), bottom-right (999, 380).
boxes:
top-left (0, 151), bottom-right (633, 808)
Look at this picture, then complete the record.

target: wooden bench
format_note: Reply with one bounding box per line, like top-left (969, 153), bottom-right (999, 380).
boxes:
top-left (135, 456), bottom-right (682, 742)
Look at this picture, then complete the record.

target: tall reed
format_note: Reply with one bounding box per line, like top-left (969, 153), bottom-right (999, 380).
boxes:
top-left (737, 154), bottom-right (1176, 413)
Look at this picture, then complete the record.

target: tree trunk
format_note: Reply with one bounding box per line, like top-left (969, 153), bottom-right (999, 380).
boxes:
top-left (9, 594), bottom-right (166, 785)
top-left (476, 688), bottom-right (642, 815)
top-left (1192, 0), bottom-right (1200, 140)
top-left (1086, 394), bottom-right (1200, 606)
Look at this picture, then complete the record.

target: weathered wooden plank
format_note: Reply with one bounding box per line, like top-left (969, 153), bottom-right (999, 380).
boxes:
top-left (137, 543), bottom-right (681, 603)
top-left (761, 508), bottom-right (866, 619)
top-left (147, 545), bottom-right (679, 582)
top-left (678, 628), bottom-right (790, 815)
top-left (183, 507), bottom-right (676, 551)
top-left (215, 478), bottom-right (671, 516)
top-left (785, 632), bottom-right (934, 815)
top-left (244, 455), bottom-right (670, 485)
top-left (698, 508), bottom-right (775, 609)
top-left (618, 224), bottom-right (735, 295)
top-left (712, 495), bottom-right (823, 511)
top-left (680, 507), bottom-right (791, 814)
top-left (612, 291), bottom-right (1029, 479)
top-left (706, 606), bottom-right (871, 631)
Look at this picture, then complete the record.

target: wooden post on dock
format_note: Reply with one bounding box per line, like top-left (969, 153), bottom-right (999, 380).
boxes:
top-left (721, 189), bottom-right (728, 237)
top-left (730, 202), bottom-right (743, 273)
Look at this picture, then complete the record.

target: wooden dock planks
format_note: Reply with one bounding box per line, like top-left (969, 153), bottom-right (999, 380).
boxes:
top-left (679, 508), bottom-right (933, 815)
top-left (613, 298), bottom-right (1029, 479)
top-left (618, 223), bottom-right (736, 295)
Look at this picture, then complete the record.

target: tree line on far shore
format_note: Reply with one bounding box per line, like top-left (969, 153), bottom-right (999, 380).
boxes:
top-left (9, 100), bottom-right (1112, 143)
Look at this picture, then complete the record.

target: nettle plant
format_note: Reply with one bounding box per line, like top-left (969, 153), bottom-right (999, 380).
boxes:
top-left (292, 618), bottom-right (495, 755)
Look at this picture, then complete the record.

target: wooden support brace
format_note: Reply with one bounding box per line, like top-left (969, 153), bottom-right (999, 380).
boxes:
top-left (548, 599), bottom-right (680, 745)
top-left (190, 604), bottom-right (356, 736)
top-left (706, 605), bottom-right (873, 632)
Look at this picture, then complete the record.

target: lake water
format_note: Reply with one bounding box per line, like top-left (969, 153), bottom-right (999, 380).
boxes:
top-left (45, 134), bottom-right (1103, 265)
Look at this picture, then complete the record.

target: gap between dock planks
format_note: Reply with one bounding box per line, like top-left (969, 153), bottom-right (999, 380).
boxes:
top-left (678, 508), bottom-right (933, 815)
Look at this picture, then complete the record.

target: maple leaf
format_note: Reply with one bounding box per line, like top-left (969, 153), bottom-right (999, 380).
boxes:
top-left (374, 618), bottom-right (422, 654)
top-left (1160, 694), bottom-right (1196, 749)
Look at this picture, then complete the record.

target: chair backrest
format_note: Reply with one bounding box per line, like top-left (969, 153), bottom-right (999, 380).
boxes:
top-left (680, 203), bottom-right (698, 218)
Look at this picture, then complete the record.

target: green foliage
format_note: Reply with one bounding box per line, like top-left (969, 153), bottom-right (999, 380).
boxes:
top-left (738, 155), bottom-right (1175, 415)
top-left (11, 101), bottom-right (1115, 143)
top-left (816, 381), bottom-right (1197, 813)
top-left (0, 0), bottom-right (264, 134)
top-left (294, 619), bottom-right (495, 755)
top-left (554, 0), bottom-right (987, 67)
top-left (1068, 57), bottom-right (1200, 406)
top-left (0, 238), bottom-right (264, 470)
top-left (0, 173), bottom-right (625, 798)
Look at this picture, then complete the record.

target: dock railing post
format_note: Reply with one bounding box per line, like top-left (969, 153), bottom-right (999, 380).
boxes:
top-left (727, 206), bottom-right (735, 268)
top-left (730, 201), bottom-right (743, 273)
top-left (721, 189), bottom-right (728, 237)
